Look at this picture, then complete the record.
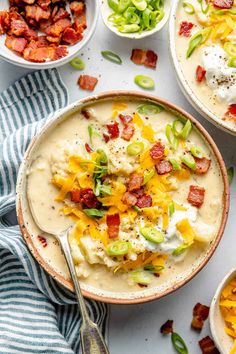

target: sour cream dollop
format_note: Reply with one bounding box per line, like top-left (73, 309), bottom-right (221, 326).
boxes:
top-left (201, 45), bottom-right (236, 104)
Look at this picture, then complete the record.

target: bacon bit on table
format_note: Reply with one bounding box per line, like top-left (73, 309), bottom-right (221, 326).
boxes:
top-left (106, 214), bottom-right (120, 239)
top-left (78, 75), bottom-right (98, 91)
top-left (80, 188), bottom-right (101, 208)
top-left (187, 185), bottom-right (205, 208)
top-left (179, 21), bottom-right (194, 37)
top-left (128, 173), bottom-right (144, 191)
top-left (212, 0), bottom-right (233, 9)
top-left (199, 336), bottom-right (220, 354)
top-left (122, 191), bottom-right (138, 206)
top-left (131, 49), bottom-right (158, 69)
top-left (136, 194), bottom-right (152, 208)
top-left (224, 104), bottom-right (236, 121)
top-left (38, 235), bottom-right (47, 248)
top-left (0, 1), bottom-right (87, 63)
top-left (155, 160), bottom-right (173, 175)
top-left (119, 114), bottom-right (133, 125)
top-left (191, 303), bottom-right (210, 331)
top-left (194, 157), bottom-right (211, 174)
top-left (106, 121), bottom-right (120, 139)
top-left (121, 124), bottom-right (135, 141)
top-left (85, 142), bottom-right (92, 153)
top-left (160, 320), bottom-right (174, 334)
top-left (150, 142), bottom-right (165, 160)
top-left (196, 65), bottom-right (206, 82)
top-left (70, 189), bottom-right (81, 203)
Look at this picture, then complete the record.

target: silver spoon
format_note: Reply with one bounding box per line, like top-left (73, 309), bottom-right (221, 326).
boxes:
top-left (27, 193), bottom-right (109, 354)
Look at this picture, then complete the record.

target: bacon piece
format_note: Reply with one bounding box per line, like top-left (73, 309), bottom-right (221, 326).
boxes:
top-left (73, 13), bottom-right (87, 33)
top-left (199, 336), bottom-right (220, 354)
top-left (45, 18), bottom-right (71, 37)
top-left (212, 0), bottom-right (233, 8)
top-left (53, 45), bottom-right (68, 60)
top-left (0, 11), bottom-right (10, 34)
top-left (194, 157), bottom-right (211, 174)
top-left (136, 194), bottom-right (152, 208)
top-left (78, 75), bottom-right (98, 91)
top-left (25, 5), bottom-right (51, 22)
top-left (130, 48), bottom-right (158, 69)
top-left (70, 1), bottom-right (85, 15)
top-left (188, 185), bottom-right (205, 208)
top-left (196, 65), bottom-right (206, 82)
top-left (62, 27), bottom-right (83, 45)
top-left (23, 0), bottom-right (36, 3)
top-left (8, 10), bottom-right (29, 36)
top-left (155, 160), bottom-right (173, 175)
top-left (150, 142), bottom-right (165, 160)
top-left (81, 109), bottom-right (91, 119)
top-left (23, 45), bottom-right (67, 62)
top-left (106, 122), bottom-right (119, 139)
top-left (38, 0), bottom-right (51, 9)
top-left (128, 173), bottom-right (144, 191)
top-left (53, 7), bottom-right (70, 23)
top-left (224, 104), bottom-right (236, 121)
top-left (106, 214), bottom-right (120, 239)
top-left (132, 187), bottom-right (145, 198)
top-left (121, 124), bottom-right (135, 141)
top-left (80, 188), bottom-right (101, 209)
top-left (179, 21), bottom-right (194, 37)
top-left (103, 133), bottom-right (110, 143)
top-left (191, 303), bottom-right (210, 331)
top-left (40, 19), bottom-right (53, 32)
top-left (85, 143), bottom-right (92, 153)
top-left (119, 114), bottom-right (133, 125)
top-left (27, 36), bottom-right (49, 49)
top-left (38, 235), bottom-right (47, 247)
top-left (122, 191), bottom-right (137, 206)
top-left (144, 50), bottom-right (158, 69)
top-left (160, 320), bottom-right (174, 334)
top-left (46, 34), bottom-right (61, 44)
top-left (70, 189), bottom-right (81, 203)
top-left (24, 27), bottom-right (38, 40)
top-left (5, 35), bottom-right (27, 53)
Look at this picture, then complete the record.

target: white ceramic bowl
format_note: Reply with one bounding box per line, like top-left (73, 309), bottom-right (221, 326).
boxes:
top-left (100, 0), bottom-right (170, 39)
top-left (210, 268), bottom-right (236, 354)
top-left (0, 0), bottom-right (98, 69)
top-left (169, 0), bottom-right (236, 136)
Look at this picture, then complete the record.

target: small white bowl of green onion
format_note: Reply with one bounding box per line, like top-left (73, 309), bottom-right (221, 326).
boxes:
top-left (101, 0), bottom-right (171, 38)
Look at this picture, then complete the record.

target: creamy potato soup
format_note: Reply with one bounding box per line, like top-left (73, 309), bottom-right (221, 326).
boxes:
top-left (26, 98), bottom-right (224, 296)
top-left (175, 0), bottom-right (236, 129)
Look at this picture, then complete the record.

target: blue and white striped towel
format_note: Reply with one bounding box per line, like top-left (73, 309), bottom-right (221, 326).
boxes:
top-left (0, 69), bottom-right (108, 354)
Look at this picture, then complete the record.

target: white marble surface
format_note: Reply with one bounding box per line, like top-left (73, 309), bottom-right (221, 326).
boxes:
top-left (1, 13), bottom-right (235, 354)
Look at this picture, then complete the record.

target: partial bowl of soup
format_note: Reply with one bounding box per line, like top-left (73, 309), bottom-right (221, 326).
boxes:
top-left (169, 0), bottom-right (236, 135)
top-left (16, 91), bottom-right (229, 304)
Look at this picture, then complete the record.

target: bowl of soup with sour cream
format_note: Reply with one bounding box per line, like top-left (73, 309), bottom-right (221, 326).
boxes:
top-left (16, 91), bottom-right (229, 304)
top-left (169, 0), bottom-right (236, 135)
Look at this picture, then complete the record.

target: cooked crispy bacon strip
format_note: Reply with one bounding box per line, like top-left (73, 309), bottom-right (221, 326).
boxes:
top-left (52, 7), bottom-right (70, 23)
top-left (196, 65), bottom-right (206, 82)
top-left (150, 142), bottom-right (165, 160)
top-left (38, 0), bottom-right (51, 10)
top-left (25, 5), bottom-right (51, 22)
top-left (119, 114), bottom-right (133, 125)
top-left (136, 194), bottom-right (152, 208)
top-left (70, 1), bottom-right (85, 15)
top-left (85, 143), bottom-right (92, 153)
top-left (121, 124), bottom-right (135, 141)
top-left (70, 189), bottom-right (81, 203)
top-left (194, 157), bottom-right (211, 174)
top-left (144, 50), bottom-right (158, 69)
top-left (23, 45), bottom-right (67, 62)
top-left (80, 188), bottom-right (101, 208)
top-left (78, 75), bottom-right (98, 91)
top-left (122, 191), bottom-right (138, 206)
top-left (5, 35), bottom-right (27, 53)
top-left (191, 303), bottom-right (210, 331)
top-left (187, 185), bottom-right (205, 208)
top-left (212, 0), bottom-right (233, 8)
top-left (44, 18), bottom-right (71, 37)
top-left (0, 11), bottom-right (9, 35)
top-left (160, 320), bottom-right (174, 334)
top-left (128, 173), bottom-right (144, 191)
top-left (62, 27), bottom-right (83, 45)
top-left (199, 336), bottom-right (220, 354)
top-left (106, 122), bottom-right (120, 139)
top-left (179, 21), bottom-right (194, 37)
top-left (155, 160), bottom-right (173, 175)
top-left (224, 104), bottom-right (236, 121)
top-left (73, 12), bottom-right (87, 32)
top-left (106, 214), bottom-right (120, 239)
top-left (131, 48), bottom-right (158, 69)
top-left (103, 133), bottom-right (110, 143)
top-left (8, 10), bottom-right (29, 36)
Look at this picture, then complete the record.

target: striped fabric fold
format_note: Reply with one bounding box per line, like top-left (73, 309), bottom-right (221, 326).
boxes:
top-left (0, 69), bottom-right (109, 354)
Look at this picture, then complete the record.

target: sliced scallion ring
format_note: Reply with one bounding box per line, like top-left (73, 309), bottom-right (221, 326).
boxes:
top-left (140, 227), bottom-right (164, 243)
top-left (166, 124), bottom-right (179, 151)
top-left (83, 209), bottom-right (104, 218)
top-left (101, 50), bottom-right (122, 64)
top-left (228, 57), bottom-right (236, 68)
top-left (181, 154), bottom-right (196, 170)
top-left (137, 103), bottom-right (164, 115)
top-left (180, 120), bottom-right (192, 139)
top-left (186, 28), bottom-right (211, 58)
top-left (144, 264), bottom-right (164, 272)
top-left (198, 0), bottom-right (209, 14)
top-left (118, 23), bottom-right (140, 32)
top-left (224, 42), bottom-right (236, 59)
top-left (134, 75), bottom-right (155, 89)
top-left (171, 332), bottom-right (189, 354)
top-left (172, 244), bottom-right (189, 256)
top-left (131, 0), bottom-right (147, 11)
top-left (131, 269), bottom-right (154, 285)
top-left (190, 145), bottom-right (204, 158)
top-left (168, 158), bottom-right (181, 171)
top-left (169, 201), bottom-right (175, 217)
top-left (183, 1), bottom-right (195, 14)
top-left (69, 57), bottom-right (85, 70)
top-left (127, 141), bottom-right (145, 156)
top-left (172, 119), bottom-right (185, 137)
top-left (107, 241), bottom-right (131, 256)
top-left (143, 169), bottom-right (155, 184)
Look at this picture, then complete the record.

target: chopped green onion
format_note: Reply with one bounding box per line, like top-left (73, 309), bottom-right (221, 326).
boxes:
top-left (227, 167), bottom-right (234, 185)
top-left (190, 145), bottom-right (204, 158)
top-left (118, 0), bottom-right (132, 13)
top-left (83, 209), bottom-right (104, 218)
top-left (131, 269), bottom-right (154, 285)
top-left (186, 28), bottom-right (211, 58)
top-left (183, 2), bottom-right (195, 14)
top-left (144, 264), bottom-right (164, 272)
top-left (180, 120), bottom-right (192, 139)
top-left (69, 57), bottom-right (85, 70)
top-left (131, 0), bottom-right (147, 11)
top-left (198, 0), bottom-right (209, 14)
top-left (143, 169), bottom-right (155, 184)
top-left (224, 42), bottom-right (236, 59)
top-left (171, 332), bottom-right (189, 354)
top-left (212, 8), bottom-right (236, 15)
top-left (88, 125), bottom-right (101, 145)
top-left (137, 103), bottom-right (164, 115)
top-left (107, 241), bottom-right (131, 256)
top-left (96, 149), bottom-right (108, 165)
top-left (108, 0), bottom-right (119, 12)
top-left (172, 243), bottom-right (189, 256)
top-left (127, 141), bottom-right (145, 156)
top-left (94, 180), bottom-right (112, 196)
top-left (166, 124), bottom-right (179, 151)
top-left (93, 149), bottom-right (108, 179)
top-left (118, 23), bottom-right (140, 32)
top-left (169, 201), bottom-right (175, 217)
top-left (101, 50), bottom-right (122, 64)
top-left (134, 75), bottom-right (155, 90)
top-left (133, 205), bottom-right (142, 212)
top-left (168, 158), bottom-right (181, 171)
top-left (140, 227), bottom-right (164, 243)
top-left (172, 119), bottom-right (184, 137)
top-left (228, 58), bottom-right (236, 68)
top-left (181, 154), bottom-right (196, 170)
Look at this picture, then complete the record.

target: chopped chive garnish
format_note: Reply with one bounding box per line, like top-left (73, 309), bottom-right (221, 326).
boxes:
top-left (134, 75), bottom-right (155, 90)
top-left (171, 332), bottom-right (188, 354)
top-left (101, 50), bottom-right (122, 64)
top-left (69, 57), bottom-right (85, 70)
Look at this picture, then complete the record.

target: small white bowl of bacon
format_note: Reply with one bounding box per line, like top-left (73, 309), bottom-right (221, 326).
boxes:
top-left (0, 0), bottom-right (98, 68)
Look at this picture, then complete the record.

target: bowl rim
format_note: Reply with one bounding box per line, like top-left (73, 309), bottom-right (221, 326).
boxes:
top-left (16, 90), bottom-right (230, 305)
top-left (210, 268), bottom-right (236, 354)
top-left (0, 0), bottom-right (99, 69)
top-left (168, 0), bottom-right (236, 137)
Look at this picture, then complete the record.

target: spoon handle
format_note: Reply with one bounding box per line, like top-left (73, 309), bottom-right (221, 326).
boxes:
top-left (58, 229), bottom-right (109, 354)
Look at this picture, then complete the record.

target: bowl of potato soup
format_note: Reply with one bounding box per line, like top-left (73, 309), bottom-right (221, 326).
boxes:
top-left (16, 91), bottom-right (229, 304)
top-left (169, 0), bottom-right (236, 135)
